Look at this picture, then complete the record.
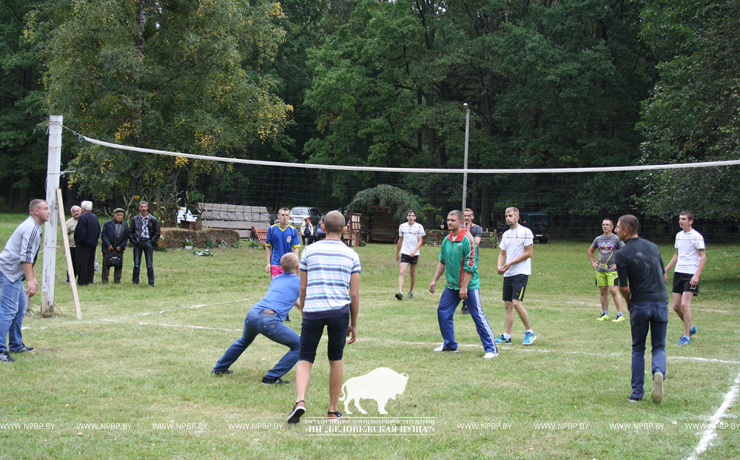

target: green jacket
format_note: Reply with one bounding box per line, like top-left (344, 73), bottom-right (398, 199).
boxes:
top-left (438, 228), bottom-right (479, 290)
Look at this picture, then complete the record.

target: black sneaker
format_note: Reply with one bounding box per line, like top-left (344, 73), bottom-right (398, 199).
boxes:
top-left (287, 401), bottom-right (306, 425)
top-left (0, 352), bottom-right (15, 362)
top-left (628, 395), bottom-right (642, 402)
top-left (211, 369), bottom-right (233, 375)
top-left (395, 292), bottom-right (403, 301)
top-left (285, 314), bottom-right (291, 322)
top-left (461, 305), bottom-right (470, 315)
top-left (262, 376), bottom-right (290, 385)
top-left (10, 343), bottom-right (34, 353)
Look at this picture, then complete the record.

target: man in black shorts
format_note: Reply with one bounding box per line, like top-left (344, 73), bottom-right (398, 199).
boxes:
top-left (614, 214), bottom-right (668, 404)
top-left (395, 210), bottom-right (425, 300)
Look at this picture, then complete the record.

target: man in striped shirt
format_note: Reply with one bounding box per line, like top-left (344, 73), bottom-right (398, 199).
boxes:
top-left (288, 211), bottom-right (361, 424)
top-left (0, 199), bottom-right (50, 362)
top-left (429, 210), bottom-right (498, 359)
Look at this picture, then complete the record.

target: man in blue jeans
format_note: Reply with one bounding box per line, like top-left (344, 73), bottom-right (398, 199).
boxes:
top-left (614, 214), bottom-right (668, 404)
top-left (211, 253), bottom-right (301, 384)
top-left (0, 199), bottom-right (49, 362)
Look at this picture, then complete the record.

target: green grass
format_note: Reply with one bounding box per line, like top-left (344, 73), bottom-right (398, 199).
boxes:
top-left (1, 213), bottom-right (739, 459)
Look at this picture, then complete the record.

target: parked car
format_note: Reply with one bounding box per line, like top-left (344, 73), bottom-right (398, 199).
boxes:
top-left (496, 212), bottom-right (550, 243)
top-left (289, 206), bottom-right (322, 227)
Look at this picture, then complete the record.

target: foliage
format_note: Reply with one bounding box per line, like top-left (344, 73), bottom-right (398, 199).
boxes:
top-left (247, 240), bottom-right (263, 249)
top-left (230, 241), bottom-right (242, 249)
top-left (0, 0), bottom-right (48, 208)
top-left (187, 248), bottom-right (214, 257)
top-left (183, 237), bottom-right (194, 248)
top-left (204, 235), bottom-right (218, 249)
top-left (637, 0), bottom-right (740, 219)
top-left (29, 0), bottom-right (291, 200)
top-left (155, 236), bottom-right (167, 252)
top-left (348, 184), bottom-right (427, 224)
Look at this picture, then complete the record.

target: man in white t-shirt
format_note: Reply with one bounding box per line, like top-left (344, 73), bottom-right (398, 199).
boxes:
top-left (494, 207), bottom-right (537, 345)
top-left (664, 211), bottom-right (706, 345)
top-left (395, 210), bottom-right (425, 300)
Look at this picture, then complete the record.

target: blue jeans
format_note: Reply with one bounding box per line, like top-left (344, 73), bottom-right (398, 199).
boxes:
top-left (212, 307), bottom-right (300, 379)
top-left (132, 241), bottom-right (154, 285)
top-left (630, 301), bottom-right (668, 398)
top-left (437, 287), bottom-right (497, 354)
top-left (0, 272), bottom-right (26, 353)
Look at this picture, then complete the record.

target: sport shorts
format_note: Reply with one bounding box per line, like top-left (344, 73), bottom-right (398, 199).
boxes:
top-left (400, 254), bottom-right (419, 265)
top-left (595, 270), bottom-right (619, 287)
top-left (672, 272), bottom-right (699, 296)
top-left (503, 274), bottom-right (529, 302)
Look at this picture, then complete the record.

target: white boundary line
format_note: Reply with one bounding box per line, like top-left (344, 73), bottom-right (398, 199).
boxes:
top-left (688, 370), bottom-right (740, 460)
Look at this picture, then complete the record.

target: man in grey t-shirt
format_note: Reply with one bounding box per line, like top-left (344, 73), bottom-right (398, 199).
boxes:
top-left (0, 199), bottom-right (50, 362)
top-left (588, 218), bottom-right (625, 322)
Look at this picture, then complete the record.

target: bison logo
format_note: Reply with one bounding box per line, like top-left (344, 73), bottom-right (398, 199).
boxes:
top-left (339, 367), bottom-right (409, 415)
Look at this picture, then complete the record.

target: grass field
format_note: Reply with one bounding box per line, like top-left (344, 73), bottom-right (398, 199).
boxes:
top-left (1, 213), bottom-right (739, 459)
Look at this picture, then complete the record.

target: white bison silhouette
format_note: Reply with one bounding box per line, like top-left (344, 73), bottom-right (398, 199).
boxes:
top-left (339, 367), bottom-right (409, 415)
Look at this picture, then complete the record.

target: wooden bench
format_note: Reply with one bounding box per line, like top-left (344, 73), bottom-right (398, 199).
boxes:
top-left (198, 203), bottom-right (270, 239)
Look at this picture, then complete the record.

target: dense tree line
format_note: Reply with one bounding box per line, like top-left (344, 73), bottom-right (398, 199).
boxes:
top-left (1, 0), bottom-right (737, 227)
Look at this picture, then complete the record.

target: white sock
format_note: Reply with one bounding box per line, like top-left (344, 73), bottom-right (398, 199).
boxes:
top-left (525, 329), bottom-right (534, 334)
top-left (503, 333), bottom-right (511, 340)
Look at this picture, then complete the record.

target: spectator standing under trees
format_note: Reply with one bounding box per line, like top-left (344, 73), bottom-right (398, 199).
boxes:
top-left (65, 205), bottom-right (81, 283)
top-left (74, 201), bottom-right (101, 286)
top-left (130, 201), bottom-right (161, 287)
top-left (101, 208), bottom-right (130, 284)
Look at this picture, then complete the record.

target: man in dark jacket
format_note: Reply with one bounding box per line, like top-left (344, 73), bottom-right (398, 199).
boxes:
top-left (74, 201), bottom-right (101, 286)
top-left (129, 201), bottom-right (161, 287)
top-left (101, 208), bottom-right (130, 284)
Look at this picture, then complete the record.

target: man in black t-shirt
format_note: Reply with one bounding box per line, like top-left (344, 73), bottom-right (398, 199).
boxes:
top-left (614, 214), bottom-right (668, 404)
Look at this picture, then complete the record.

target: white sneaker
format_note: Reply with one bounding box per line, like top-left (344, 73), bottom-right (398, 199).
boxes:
top-left (483, 352), bottom-right (499, 359)
top-left (433, 345), bottom-right (458, 353)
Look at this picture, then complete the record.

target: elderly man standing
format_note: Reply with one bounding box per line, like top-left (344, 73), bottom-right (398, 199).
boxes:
top-left (101, 208), bottom-right (130, 284)
top-left (130, 201), bottom-right (161, 287)
top-left (0, 199), bottom-right (50, 362)
top-left (65, 205), bottom-right (81, 283)
top-left (74, 201), bottom-right (101, 286)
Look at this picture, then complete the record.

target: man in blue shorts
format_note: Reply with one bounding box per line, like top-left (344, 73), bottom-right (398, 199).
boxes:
top-left (495, 207), bottom-right (537, 345)
top-left (287, 211), bottom-right (361, 424)
top-left (212, 253), bottom-right (301, 384)
top-left (429, 210), bottom-right (497, 359)
top-left (614, 214), bottom-right (667, 404)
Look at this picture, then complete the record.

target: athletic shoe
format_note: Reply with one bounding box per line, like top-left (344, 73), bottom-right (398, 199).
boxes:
top-left (461, 305), bottom-right (470, 315)
top-left (522, 332), bottom-right (537, 345)
top-left (483, 352), bottom-right (499, 359)
top-left (285, 314), bottom-right (291, 322)
top-left (677, 335), bottom-right (691, 345)
top-left (494, 335), bottom-right (512, 344)
top-left (0, 352), bottom-right (15, 362)
top-left (211, 369), bottom-right (233, 375)
top-left (407, 292), bottom-right (414, 300)
top-left (433, 345), bottom-right (458, 353)
top-left (627, 395), bottom-right (642, 402)
top-left (596, 313), bottom-right (610, 321)
top-left (395, 292), bottom-right (403, 301)
top-left (689, 325), bottom-right (697, 336)
top-left (262, 376), bottom-right (290, 385)
top-left (651, 372), bottom-right (664, 404)
top-left (10, 343), bottom-right (34, 353)
top-left (612, 315), bottom-right (626, 323)
top-left (287, 401), bottom-right (306, 425)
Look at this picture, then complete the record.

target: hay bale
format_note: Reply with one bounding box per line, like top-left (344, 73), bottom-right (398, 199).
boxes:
top-left (161, 228), bottom-right (241, 249)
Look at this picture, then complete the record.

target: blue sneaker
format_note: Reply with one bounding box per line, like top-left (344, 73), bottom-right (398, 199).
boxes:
top-left (689, 325), bottom-right (697, 336)
top-left (494, 335), bottom-right (512, 344)
top-left (522, 332), bottom-right (537, 345)
top-left (677, 335), bottom-right (691, 345)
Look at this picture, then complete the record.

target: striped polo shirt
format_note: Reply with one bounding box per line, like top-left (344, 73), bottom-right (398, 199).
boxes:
top-left (300, 239), bottom-right (361, 319)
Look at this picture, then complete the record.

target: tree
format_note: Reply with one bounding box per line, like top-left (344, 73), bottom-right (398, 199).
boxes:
top-left (638, 0), bottom-right (740, 219)
top-left (29, 0), bottom-right (291, 201)
top-left (0, 0), bottom-right (48, 208)
top-left (348, 184), bottom-right (427, 224)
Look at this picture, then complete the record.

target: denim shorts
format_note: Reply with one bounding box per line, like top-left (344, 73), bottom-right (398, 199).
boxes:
top-left (299, 310), bottom-right (350, 363)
